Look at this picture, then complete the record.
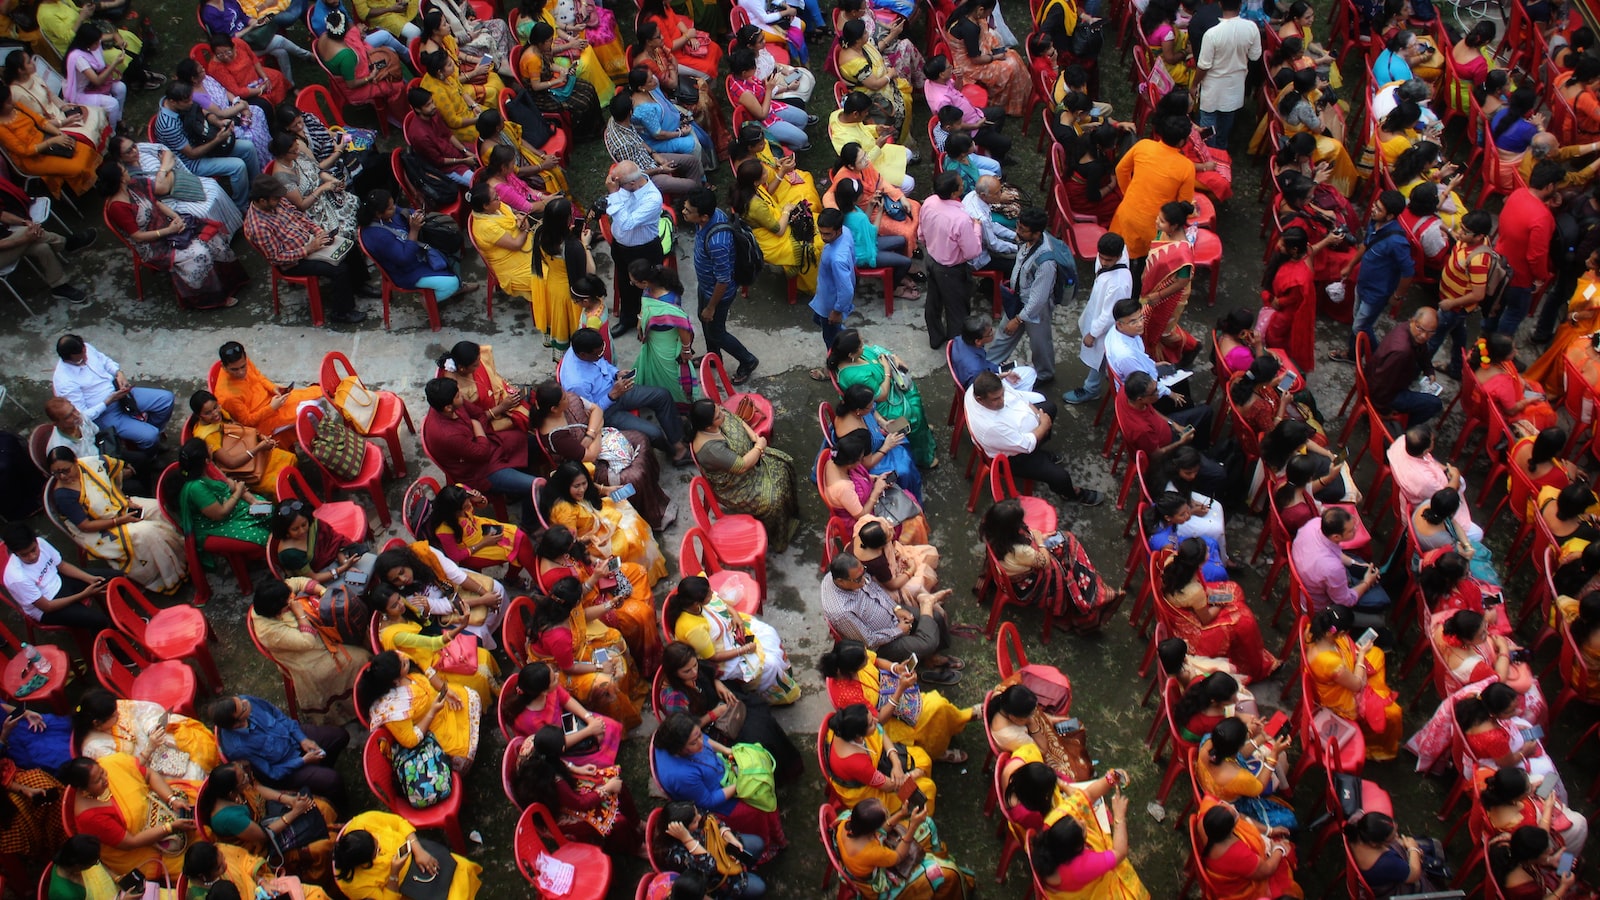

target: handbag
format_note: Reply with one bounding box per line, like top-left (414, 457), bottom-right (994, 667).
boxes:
top-left (144, 792), bottom-right (189, 856)
top-left (397, 838), bottom-right (459, 900)
top-left (417, 212), bottom-right (463, 256)
top-left (262, 799), bottom-right (331, 864)
top-left (214, 422), bottom-right (271, 483)
top-left (437, 632), bottom-right (480, 675)
top-left (332, 374), bottom-right (380, 434)
top-left (872, 485), bottom-right (921, 526)
top-left (1069, 18), bottom-right (1104, 57)
top-left (390, 733), bottom-right (454, 809)
top-left (1332, 772), bottom-right (1363, 819)
top-left (309, 402), bottom-right (366, 481)
top-left (881, 196), bottom-right (909, 221)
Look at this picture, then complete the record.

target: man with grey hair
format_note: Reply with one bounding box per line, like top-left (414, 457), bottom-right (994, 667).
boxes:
top-left (960, 175), bottom-right (1018, 270)
top-left (818, 552), bottom-right (959, 682)
top-left (603, 158), bottom-right (667, 336)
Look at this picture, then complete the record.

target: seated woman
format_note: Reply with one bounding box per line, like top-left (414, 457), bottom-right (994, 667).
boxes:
top-left (1156, 537), bottom-right (1278, 683)
top-left (1538, 481), bottom-right (1600, 553)
top-left (1555, 591), bottom-right (1600, 706)
top-left (1526, 252), bottom-right (1600, 396)
top-left (1197, 799), bottom-right (1302, 900)
top-left (832, 385), bottom-right (920, 501)
top-left (269, 132), bottom-right (358, 236)
top-left (946, 0), bottom-right (1030, 116)
top-left (0, 90), bottom-right (98, 198)
top-left (424, 483), bottom-right (537, 578)
top-left (821, 431), bottom-right (931, 546)
top-left (173, 437), bottom-right (271, 554)
top-left (730, 157), bottom-right (821, 292)
top-left (1419, 548), bottom-right (1507, 634)
top-left (1414, 488), bottom-right (1500, 585)
top-left (433, 340), bottom-right (529, 432)
top-left (187, 393), bottom-right (294, 499)
top-left (667, 575), bottom-right (797, 706)
top-left (1260, 420), bottom-right (1344, 498)
top-left (355, 649), bottom-right (481, 772)
top-left (687, 398), bottom-right (800, 551)
top-left (182, 840), bottom-right (332, 900)
top-left (1158, 639), bottom-right (1259, 717)
top-left (983, 498), bottom-right (1120, 632)
top-left (481, 143), bottom-right (555, 216)
top-left (503, 661), bottom-right (621, 766)
top-left (517, 22), bottom-right (601, 126)
top-left (852, 517), bottom-right (940, 604)
top-left (249, 580), bottom-right (371, 726)
top-left (1196, 716), bottom-right (1295, 833)
top-left (1508, 427), bottom-right (1578, 517)
top-left (822, 139), bottom-right (917, 253)
top-left (998, 758), bottom-right (1060, 834)
top-left (821, 637), bottom-right (973, 763)
top-left (275, 102), bottom-right (378, 193)
top-left (1490, 88), bottom-right (1542, 166)
top-left (832, 176), bottom-right (918, 302)
top-left (1490, 825), bottom-right (1575, 900)
top-left (367, 584), bottom-right (499, 703)
top-left (1029, 790), bottom-right (1146, 900)
top-left (1457, 682), bottom-right (1563, 799)
top-left (1274, 69), bottom-right (1358, 196)
top-left (44, 446), bottom-right (184, 593)
top-left (510, 725), bottom-right (639, 853)
top-left (182, 47), bottom-right (272, 168)
top-left (1432, 608), bottom-right (1542, 713)
top-left (838, 18), bottom-right (912, 147)
top-left (1060, 120), bottom-right (1122, 227)
top-left (418, 9), bottom-right (504, 106)
top-left (313, 12), bottom-right (409, 130)
top-left (475, 110), bottom-right (568, 202)
top-left (829, 329), bottom-right (934, 469)
top-left (623, 66), bottom-right (712, 173)
top-left (1306, 607), bottom-right (1402, 761)
top-left (986, 684), bottom-right (1087, 778)
top-left (533, 524), bottom-right (659, 676)
top-left (1473, 334), bottom-right (1557, 436)
top-left (108, 133), bottom-right (240, 235)
top-left (636, 0), bottom-right (721, 83)
top-left (3, 51), bottom-right (107, 150)
top-left (735, 0), bottom-right (806, 64)
top-left (530, 380), bottom-right (670, 526)
top-left (1347, 813), bottom-right (1442, 897)
top-left (371, 543), bottom-right (505, 648)
top-left (71, 689), bottom-right (219, 783)
top-left (194, 763), bottom-right (336, 883)
top-left (58, 755), bottom-right (199, 878)
top-left (824, 703), bottom-right (936, 815)
top-left (418, 50), bottom-right (488, 144)
top-left (659, 641), bottom-right (803, 784)
top-left (61, 24), bottom-right (128, 136)
top-left (333, 810), bottom-right (482, 900)
top-left (48, 836), bottom-right (138, 900)
top-left (197, 36), bottom-right (287, 115)
top-left (832, 799), bottom-right (975, 900)
top-left (467, 184), bottom-right (542, 318)
top-left (653, 713), bottom-right (786, 855)
top-left (1275, 171), bottom-right (1359, 291)
top-left (654, 800), bottom-right (769, 896)
top-left (1391, 141), bottom-right (1466, 231)
top-left (1145, 494), bottom-right (1228, 580)
top-left (357, 189), bottom-right (464, 304)
top-left (1481, 765), bottom-right (1588, 857)
top-left (523, 576), bottom-right (642, 730)
top-left (198, 0), bottom-right (312, 92)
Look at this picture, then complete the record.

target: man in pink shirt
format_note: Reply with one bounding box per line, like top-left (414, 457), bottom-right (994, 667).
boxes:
top-left (918, 171), bottom-right (982, 348)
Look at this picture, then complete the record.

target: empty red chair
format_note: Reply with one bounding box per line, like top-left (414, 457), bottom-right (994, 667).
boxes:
top-left (91, 630), bottom-right (198, 716)
top-left (988, 454), bottom-right (1055, 532)
top-left (687, 476), bottom-right (768, 592)
top-left (362, 730), bottom-right (467, 851)
top-left (677, 527), bottom-right (762, 615)
top-left (318, 351), bottom-right (416, 478)
top-left (105, 577), bottom-right (220, 694)
top-left (295, 404), bottom-right (392, 527)
top-left (699, 354), bottom-right (774, 442)
top-left (513, 802), bottom-right (612, 899)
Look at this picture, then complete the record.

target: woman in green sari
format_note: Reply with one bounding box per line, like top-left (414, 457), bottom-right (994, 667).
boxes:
top-left (687, 399), bottom-right (800, 552)
top-left (629, 259), bottom-right (696, 404)
top-left (174, 438), bottom-right (271, 554)
top-left (48, 836), bottom-right (125, 900)
top-left (827, 329), bottom-right (935, 469)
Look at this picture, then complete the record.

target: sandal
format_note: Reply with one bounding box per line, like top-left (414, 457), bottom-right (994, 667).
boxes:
top-left (934, 654), bottom-right (965, 670)
top-left (1327, 349), bottom-right (1355, 364)
top-left (939, 749), bottom-right (969, 764)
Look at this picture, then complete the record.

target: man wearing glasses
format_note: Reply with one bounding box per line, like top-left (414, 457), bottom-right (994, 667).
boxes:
top-left (1368, 307), bottom-right (1445, 428)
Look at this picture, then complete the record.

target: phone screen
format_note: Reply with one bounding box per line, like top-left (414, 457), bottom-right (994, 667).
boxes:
top-left (1355, 628), bottom-right (1378, 649)
top-left (1522, 725), bottom-right (1545, 742)
top-left (1558, 852), bottom-right (1575, 877)
top-left (1277, 372), bottom-right (1296, 392)
top-left (906, 653), bottom-right (918, 671)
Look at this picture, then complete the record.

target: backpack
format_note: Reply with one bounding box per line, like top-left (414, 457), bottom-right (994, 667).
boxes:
top-left (502, 87), bottom-right (554, 146)
top-left (1020, 233), bottom-right (1080, 306)
top-left (399, 150), bottom-right (462, 211)
top-left (708, 219), bottom-right (765, 287)
top-left (1468, 245), bottom-right (1512, 311)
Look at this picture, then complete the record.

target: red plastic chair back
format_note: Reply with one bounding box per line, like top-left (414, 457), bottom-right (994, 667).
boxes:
top-left (245, 613), bottom-right (300, 718)
top-left (502, 735), bottom-right (524, 807)
top-left (501, 593), bottom-right (538, 666)
top-left (995, 620), bottom-right (1027, 681)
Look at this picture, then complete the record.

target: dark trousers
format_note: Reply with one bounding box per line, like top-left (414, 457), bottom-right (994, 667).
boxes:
top-left (1387, 389), bottom-right (1444, 428)
top-left (258, 724), bottom-right (351, 809)
top-left (1004, 398), bottom-right (1079, 500)
top-left (814, 312), bottom-right (844, 348)
top-left (604, 384), bottom-right (684, 449)
top-left (877, 610), bottom-right (949, 662)
top-left (974, 106), bottom-right (1012, 161)
top-left (924, 258), bottom-right (973, 349)
top-left (611, 239), bottom-right (665, 328)
top-left (38, 569), bottom-right (118, 632)
top-left (282, 255), bottom-right (364, 316)
top-left (698, 290), bottom-right (756, 368)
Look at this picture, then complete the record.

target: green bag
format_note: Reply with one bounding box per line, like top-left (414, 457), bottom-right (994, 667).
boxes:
top-left (720, 743), bottom-right (777, 812)
top-left (310, 401), bottom-right (365, 481)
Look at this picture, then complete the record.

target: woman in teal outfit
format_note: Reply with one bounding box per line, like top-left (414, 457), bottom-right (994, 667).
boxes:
top-left (174, 438), bottom-right (271, 554)
top-left (827, 328), bottom-right (935, 469)
top-left (629, 260), bottom-right (696, 404)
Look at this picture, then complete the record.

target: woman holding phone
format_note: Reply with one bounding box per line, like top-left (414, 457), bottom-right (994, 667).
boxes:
top-left (422, 483), bottom-right (538, 578)
top-left (1156, 537), bottom-right (1279, 682)
top-left (356, 650), bottom-right (481, 772)
top-left (501, 662), bottom-right (622, 766)
top-left (532, 525), bottom-right (658, 676)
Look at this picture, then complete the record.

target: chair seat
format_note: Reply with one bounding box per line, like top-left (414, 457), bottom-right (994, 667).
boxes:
top-left (707, 570), bottom-right (761, 616)
top-left (545, 845), bottom-right (611, 900)
top-left (540, 129), bottom-right (569, 161)
top-left (130, 661), bottom-right (196, 709)
top-left (314, 501), bottom-right (369, 543)
top-left (1019, 496), bottom-right (1058, 533)
top-left (959, 83), bottom-right (989, 108)
top-left (339, 443), bottom-right (387, 488)
top-left (1361, 780), bottom-right (1394, 817)
top-left (708, 515), bottom-right (768, 566)
top-left (143, 606), bottom-right (207, 659)
top-left (2, 644), bottom-right (69, 701)
top-left (1191, 227), bottom-right (1222, 266)
top-left (721, 393), bottom-right (774, 440)
top-left (369, 393), bottom-right (406, 435)
top-left (395, 777), bottom-right (462, 828)
top-left (1192, 194), bottom-right (1218, 230)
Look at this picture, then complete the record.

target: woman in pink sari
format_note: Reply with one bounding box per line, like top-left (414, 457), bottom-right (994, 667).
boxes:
top-left (502, 661), bottom-right (623, 767)
top-left (1260, 226), bottom-right (1322, 373)
top-left (313, 11), bottom-right (408, 127)
top-left (1141, 201), bottom-right (1197, 366)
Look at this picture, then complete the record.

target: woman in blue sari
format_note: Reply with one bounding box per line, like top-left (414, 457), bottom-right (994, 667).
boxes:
top-left (1196, 716), bottom-right (1298, 833)
top-left (832, 383), bottom-right (921, 502)
top-left (1145, 492), bottom-right (1228, 581)
top-left (622, 66), bottom-right (714, 173)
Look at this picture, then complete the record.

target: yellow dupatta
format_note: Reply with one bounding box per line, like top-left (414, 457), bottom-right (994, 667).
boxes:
top-left (62, 456), bottom-right (134, 564)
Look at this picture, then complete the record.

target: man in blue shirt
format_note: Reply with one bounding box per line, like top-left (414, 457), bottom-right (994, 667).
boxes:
top-left (559, 328), bottom-right (692, 465)
top-left (211, 695), bottom-right (349, 807)
top-left (1336, 190), bottom-right (1415, 363)
top-left (155, 82), bottom-right (260, 210)
top-left (683, 188), bottom-right (758, 384)
top-left (603, 160), bottom-right (667, 337)
top-left (809, 208), bottom-right (855, 349)
top-left (949, 315), bottom-right (1036, 390)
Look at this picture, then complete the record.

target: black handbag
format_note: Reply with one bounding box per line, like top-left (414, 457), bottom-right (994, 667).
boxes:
top-left (1070, 19), bottom-right (1104, 57)
top-left (397, 839), bottom-right (458, 900)
top-left (262, 799), bottom-right (330, 865)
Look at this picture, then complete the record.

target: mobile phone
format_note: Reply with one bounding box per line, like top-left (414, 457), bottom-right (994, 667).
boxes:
top-left (248, 502), bottom-right (274, 516)
top-left (1355, 628), bottom-right (1378, 650)
top-left (117, 872), bottom-right (145, 894)
top-left (284, 381), bottom-right (295, 391)
top-left (1509, 648), bottom-right (1533, 664)
top-left (1277, 372), bottom-right (1296, 392)
top-left (481, 54), bottom-right (493, 65)
top-left (607, 556), bottom-right (621, 573)
top-left (4, 703), bottom-right (22, 721)
top-left (1055, 717), bottom-right (1081, 735)
top-left (620, 369), bottom-right (636, 381)
top-left (1223, 704), bottom-right (1236, 718)
top-left (999, 361), bottom-right (1016, 372)
top-left (1522, 725), bottom-right (1545, 742)
top-left (479, 523), bottom-right (503, 538)
top-left (592, 648), bottom-right (611, 665)
top-left (1264, 711), bottom-right (1291, 739)
top-left (906, 652), bottom-right (918, 671)
top-left (1557, 852), bottom-right (1575, 877)
top-left (561, 711), bottom-right (582, 734)
top-left (609, 482), bottom-right (637, 502)
top-left (1207, 590), bottom-right (1233, 605)
top-left (1043, 533), bottom-right (1065, 550)
top-left (128, 506), bottom-right (143, 519)
top-left (883, 416), bottom-right (910, 435)
top-left (1483, 593), bottom-right (1505, 608)
top-left (1537, 777), bottom-right (1558, 800)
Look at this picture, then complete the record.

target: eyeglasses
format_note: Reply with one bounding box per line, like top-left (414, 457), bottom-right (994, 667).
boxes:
top-left (276, 500), bottom-right (308, 517)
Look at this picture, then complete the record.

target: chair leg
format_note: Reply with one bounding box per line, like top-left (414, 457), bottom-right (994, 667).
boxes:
top-left (383, 430), bottom-right (408, 478)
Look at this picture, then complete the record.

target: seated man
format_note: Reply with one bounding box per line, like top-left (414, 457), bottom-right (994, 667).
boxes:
top-left (44, 397), bottom-right (157, 495)
top-left (422, 377), bottom-right (537, 519)
top-left (214, 341), bottom-right (326, 440)
top-left (965, 371), bottom-right (1103, 506)
top-left (1292, 507), bottom-right (1392, 637)
top-left (1, 522), bottom-right (114, 632)
top-left (818, 552), bottom-right (960, 685)
top-left (1367, 307), bottom-right (1444, 428)
top-left (243, 177), bottom-right (371, 325)
top-left (52, 335), bottom-right (176, 451)
top-left (949, 315), bottom-right (1036, 392)
top-left (155, 82), bottom-right (260, 210)
top-left (1519, 130), bottom-right (1600, 190)
top-left (403, 87), bottom-right (476, 189)
top-left (210, 695), bottom-right (350, 807)
top-left (603, 95), bottom-right (704, 197)
top-left (558, 327), bottom-right (691, 466)
top-left (1104, 296), bottom-right (1191, 411)
top-left (960, 174), bottom-right (1018, 271)
top-left (1116, 371), bottom-right (1229, 501)
top-left (1386, 422), bottom-right (1484, 542)
top-left (0, 175), bottom-right (93, 305)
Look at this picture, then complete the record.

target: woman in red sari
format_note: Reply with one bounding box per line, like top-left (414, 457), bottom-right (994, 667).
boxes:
top-left (1158, 89), bottom-right (1231, 202)
top-left (1140, 200), bottom-right (1197, 366)
top-left (1473, 333), bottom-right (1558, 435)
top-left (1198, 797), bottom-right (1303, 900)
top-left (1276, 168), bottom-right (1359, 288)
top-left (638, 0), bottom-right (720, 80)
top-left (1260, 225), bottom-right (1322, 373)
top-left (1156, 538), bottom-right (1278, 682)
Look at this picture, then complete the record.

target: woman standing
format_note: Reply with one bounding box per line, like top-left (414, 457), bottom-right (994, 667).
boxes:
top-left (45, 447), bottom-right (184, 593)
top-left (248, 580), bottom-right (370, 726)
top-left (1259, 226), bottom-right (1324, 373)
top-left (1139, 201), bottom-right (1197, 366)
top-left (532, 197), bottom-right (592, 351)
top-left (630, 259), bottom-right (696, 403)
top-left (667, 575), bottom-right (797, 706)
top-left (688, 399), bottom-right (800, 552)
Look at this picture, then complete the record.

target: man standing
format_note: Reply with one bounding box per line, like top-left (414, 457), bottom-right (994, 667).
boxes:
top-left (155, 82), bottom-right (258, 209)
top-left (604, 160), bottom-right (666, 336)
top-left (1193, 0), bottom-right (1259, 150)
top-left (987, 208), bottom-right (1059, 384)
top-left (810, 208), bottom-right (856, 348)
top-left (1486, 160), bottom-right (1562, 337)
top-left (52, 335), bottom-right (175, 451)
top-left (242, 177), bottom-right (370, 324)
top-left (1428, 209), bottom-right (1494, 379)
top-left (960, 174), bottom-right (1018, 271)
top-left (1, 523), bottom-right (114, 632)
top-left (1336, 190), bottom-right (1414, 362)
top-left (682, 188), bottom-right (758, 384)
top-left (1065, 233), bottom-right (1131, 404)
top-left (965, 372), bottom-right (1104, 506)
top-left (1367, 307), bottom-right (1444, 427)
top-left (919, 171), bottom-right (981, 349)
top-left (1109, 116), bottom-right (1196, 275)
top-left (560, 328), bottom-right (692, 465)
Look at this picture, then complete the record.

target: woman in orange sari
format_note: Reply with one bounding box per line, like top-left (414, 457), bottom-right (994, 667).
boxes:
top-left (1197, 797), bottom-right (1302, 900)
top-left (1260, 226), bottom-right (1325, 374)
top-left (522, 576), bottom-right (642, 730)
top-left (1472, 334), bottom-right (1557, 437)
top-left (1306, 607), bottom-right (1402, 760)
top-left (944, 0), bottom-right (1030, 117)
top-left (1140, 201), bottom-right (1197, 366)
top-left (1525, 249), bottom-right (1600, 395)
top-left (822, 140), bottom-right (918, 251)
top-left (533, 523), bottom-right (660, 677)
top-left (638, 0), bottom-right (720, 81)
top-left (0, 91), bottom-right (97, 196)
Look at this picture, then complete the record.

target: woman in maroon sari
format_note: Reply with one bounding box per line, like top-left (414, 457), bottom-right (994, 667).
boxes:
top-left (1156, 537), bottom-right (1278, 682)
top-left (1260, 226), bottom-right (1323, 374)
top-left (530, 380), bottom-right (673, 530)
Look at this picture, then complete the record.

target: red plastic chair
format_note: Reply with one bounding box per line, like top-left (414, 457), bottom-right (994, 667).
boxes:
top-left (944, 340), bottom-right (969, 460)
top-left (244, 236), bottom-right (328, 327)
top-left (318, 351), bottom-right (416, 478)
top-left (698, 354), bottom-right (773, 442)
top-left (817, 802), bottom-right (861, 900)
top-left (276, 466), bottom-right (371, 547)
top-left (500, 592), bottom-right (538, 666)
top-left (688, 476), bottom-right (768, 593)
top-left (156, 462), bottom-right (262, 605)
top-left (244, 612), bottom-right (301, 718)
top-left (1151, 678), bottom-right (1196, 808)
top-left (362, 730), bottom-right (467, 851)
top-left (357, 228), bottom-right (444, 332)
top-left (0, 618), bottom-right (71, 713)
top-left (391, 140), bottom-right (465, 224)
top-left (513, 803), bottom-right (612, 898)
top-left (502, 735), bottom-right (525, 808)
top-left (987, 454), bottom-right (1053, 532)
top-left (677, 526), bottom-right (762, 615)
top-left (295, 404), bottom-right (392, 527)
top-left (91, 630), bottom-right (198, 716)
top-left (105, 577), bottom-right (220, 695)
top-left (103, 204), bottom-right (170, 303)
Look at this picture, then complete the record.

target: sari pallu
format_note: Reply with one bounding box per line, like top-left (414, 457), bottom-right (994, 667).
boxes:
top-left (480, 122), bottom-right (569, 197)
top-left (192, 72), bottom-right (270, 169)
top-left (841, 43), bottom-right (911, 143)
top-left (526, 602), bottom-right (643, 730)
top-left (54, 454), bottom-right (184, 593)
top-left (835, 345), bottom-right (933, 467)
top-left (368, 672), bottom-right (481, 763)
top-left (113, 186), bottom-right (244, 308)
top-left (673, 592), bottom-right (796, 704)
top-left (81, 699), bottom-right (221, 782)
top-left (1263, 256), bottom-right (1317, 374)
top-left (632, 44), bottom-right (729, 158)
top-left (555, 0), bottom-right (625, 80)
top-left (1000, 532), bottom-right (1118, 632)
top-left (1041, 793), bottom-right (1149, 900)
top-left (1196, 746), bottom-right (1298, 833)
top-left (1195, 796), bottom-right (1302, 900)
top-left (378, 618), bottom-right (499, 702)
top-left (831, 809), bottom-right (976, 900)
top-left (694, 413), bottom-right (800, 551)
top-left (279, 149), bottom-right (358, 235)
top-left (330, 30), bottom-right (407, 123)
top-left (1185, 127), bottom-right (1231, 202)
top-left (1140, 237), bottom-right (1196, 365)
top-left (824, 651), bottom-right (970, 759)
top-left (637, 293), bottom-right (697, 402)
top-left (823, 723), bottom-right (937, 814)
top-left (78, 752), bottom-right (201, 878)
top-left (537, 556), bottom-right (659, 677)
top-left (127, 141), bottom-right (241, 235)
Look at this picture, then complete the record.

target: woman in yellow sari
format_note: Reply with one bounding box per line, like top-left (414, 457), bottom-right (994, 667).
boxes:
top-left (838, 18), bottom-right (912, 146)
top-left (527, 0), bottom-right (614, 100)
top-left (72, 690), bottom-right (221, 783)
top-left (368, 584), bottom-right (500, 702)
top-left (832, 800), bottom-right (976, 900)
top-left (534, 524), bottom-right (658, 676)
top-left (731, 158), bottom-right (822, 294)
top-left (475, 109), bottom-right (569, 198)
top-left (522, 577), bottom-right (643, 729)
top-left (46, 448), bottom-right (184, 593)
top-left (418, 52), bottom-right (486, 143)
top-left (1031, 788), bottom-right (1149, 900)
top-left (729, 122), bottom-right (817, 210)
top-left (466, 189), bottom-right (539, 313)
top-left (1196, 717), bottom-right (1297, 833)
top-left (1267, 70), bottom-right (1358, 195)
top-left (60, 754), bottom-right (200, 878)
top-left (1305, 607), bottom-right (1402, 761)
top-left (47, 835), bottom-right (127, 900)
top-left (1527, 248), bottom-right (1600, 392)
top-left (188, 391), bottom-right (296, 500)
top-left (531, 198), bottom-right (591, 350)
top-left (418, 10), bottom-right (504, 105)
top-left (821, 639), bottom-right (973, 761)
top-left (181, 840), bottom-right (332, 900)
top-left (1555, 591), bottom-right (1600, 703)
top-left (356, 650), bottom-right (481, 771)
top-left (667, 574), bottom-right (798, 705)
top-left (824, 704), bottom-right (937, 815)
top-left (333, 810), bottom-right (483, 900)
top-left (538, 460), bottom-right (665, 584)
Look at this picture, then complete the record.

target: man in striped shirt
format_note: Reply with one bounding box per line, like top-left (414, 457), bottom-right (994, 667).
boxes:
top-left (1428, 209), bottom-right (1494, 380)
top-left (683, 188), bottom-right (758, 384)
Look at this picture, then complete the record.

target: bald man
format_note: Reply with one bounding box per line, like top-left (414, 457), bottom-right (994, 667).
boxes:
top-left (960, 175), bottom-right (1018, 271)
top-left (1519, 131), bottom-right (1600, 188)
top-left (1367, 307), bottom-right (1446, 427)
top-left (603, 159), bottom-right (668, 336)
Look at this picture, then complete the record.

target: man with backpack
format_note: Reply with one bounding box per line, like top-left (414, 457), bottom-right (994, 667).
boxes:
top-left (682, 188), bottom-right (759, 385)
top-left (1428, 209), bottom-right (1501, 380)
top-left (986, 208), bottom-right (1063, 385)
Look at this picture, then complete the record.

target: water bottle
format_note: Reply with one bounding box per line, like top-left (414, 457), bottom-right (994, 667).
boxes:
top-left (24, 642), bottom-right (48, 675)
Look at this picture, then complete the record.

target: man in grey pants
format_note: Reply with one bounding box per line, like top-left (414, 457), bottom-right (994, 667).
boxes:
top-left (817, 554), bottom-right (960, 685)
top-left (986, 207), bottom-right (1060, 384)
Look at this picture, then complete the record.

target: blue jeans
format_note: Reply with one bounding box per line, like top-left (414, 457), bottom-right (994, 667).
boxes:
top-left (485, 465), bottom-right (538, 526)
top-left (1350, 289), bottom-right (1386, 356)
top-left (193, 152), bottom-right (253, 209)
top-left (735, 835), bottom-right (767, 897)
top-left (795, 0), bottom-right (824, 28)
top-left (1198, 108), bottom-right (1238, 150)
top-left (876, 235), bottom-right (912, 282)
top-left (364, 28), bottom-right (406, 54)
top-left (1388, 388), bottom-right (1444, 428)
top-left (814, 312), bottom-right (843, 348)
top-left (95, 387), bottom-right (175, 449)
top-left (1077, 362), bottom-right (1106, 397)
top-left (414, 274), bottom-right (461, 301)
top-left (604, 384), bottom-right (684, 449)
top-left (764, 105), bottom-right (811, 150)
top-left (1484, 284), bottom-right (1533, 336)
top-left (1426, 305), bottom-right (1473, 370)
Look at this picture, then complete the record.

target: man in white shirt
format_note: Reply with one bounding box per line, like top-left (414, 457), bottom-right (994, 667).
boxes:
top-left (1103, 296), bottom-right (1191, 413)
top-left (43, 396), bottom-right (99, 460)
top-left (1065, 233), bottom-right (1132, 404)
top-left (960, 176), bottom-right (1019, 271)
top-left (1193, 0), bottom-right (1260, 151)
top-left (965, 372), bottom-right (1104, 506)
top-left (2, 523), bottom-right (114, 631)
top-left (51, 335), bottom-right (175, 451)
top-left (603, 160), bottom-right (667, 336)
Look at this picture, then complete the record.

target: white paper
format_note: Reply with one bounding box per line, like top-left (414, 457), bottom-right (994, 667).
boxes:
top-left (536, 852), bottom-right (574, 895)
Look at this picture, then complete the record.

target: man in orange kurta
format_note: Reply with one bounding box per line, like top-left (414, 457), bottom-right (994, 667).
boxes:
top-left (215, 342), bottom-right (324, 438)
top-left (1108, 114), bottom-right (1197, 263)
